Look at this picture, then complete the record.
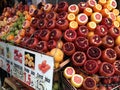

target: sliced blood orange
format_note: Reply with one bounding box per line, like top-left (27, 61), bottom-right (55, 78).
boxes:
top-left (91, 12), bottom-right (102, 23)
top-left (101, 8), bottom-right (110, 17)
top-left (83, 7), bottom-right (93, 16)
top-left (68, 4), bottom-right (79, 15)
top-left (87, 21), bottom-right (97, 31)
top-left (93, 4), bottom-right (102, 12)
top-left (98, 0), bottom-right (106, 5)
top-left (112, 9), bottom-right (119, 16)
top-left (69, 21), bottom-right (78, 30)
top-left (44, 3), bottom-right (52, 13)
top-left (71, 74), bottom-right (83, 88)
top-left (76, 13), bottom-right (88, 25)
top-left (113, 21), bottom-right (120, 28)
top-left (67, 13), bottom-right (76, 21)
top-left (87, 0), bottom-right (97, 7)
top-left (116, 15), bottom-right (120, 23)
top-left (108, 12), bottom-right (116, 21)
top-left (64, 66), bottom-right (75, 79)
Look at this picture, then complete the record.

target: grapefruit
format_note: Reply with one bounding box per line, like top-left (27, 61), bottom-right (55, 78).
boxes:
top-left (50, 48), bottom-right (64, 63)
top-left (87, 21), bottom-right (97, 31)
top-left (71, 74), bottom-right (84, 88)
top-left (68, 4), bottom-right (79, 15)
top-left (93, 4), bottom-right (102, 12)
top-left (91, 12), bottom-right (102, 23)
top-left (83, 7), bottom-right (93, 16)
top-left (108, 0), bottom-right (117, 9)
top-left (108, 12), bottom-right (116, 21)
top-left (69, 21), bottom-right (78, 30)
top-left (63, 66), bottom-right (75, 79)
top-left (76, 13), bottom-right (88, 25)
top-left (67, 13), bottom-right (76, 21)
top-left (87, 0), bottom-right (97, 7)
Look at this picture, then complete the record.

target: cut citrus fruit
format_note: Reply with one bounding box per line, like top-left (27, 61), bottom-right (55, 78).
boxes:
top-left (115, 35), bottom-right (120, 45)
top-left (104, 4), bottom-right (113, 11)
top-left (50, 48), bottom-right (64, 63)
top-left (76, 13), bottom-right (88, 25)
top-left (113, 21), bottom-right (119, 28)
top-left (108, 0), bottom-right (117, 9)
top-left (116, 15), bottom-right (120, 23)
top-left (69, 21), bottom-right (78, 30)
top-left (68, 4), bottom-right (79, 15)
top-left (71, 74), bottom-right (83, 88)
top-left (93, 4), bottom-right (102, 12)
top-left (108, 12), bottom-right (116, 21)
top-left (98, 0), bottom-right (106, 5)
top-left (101, 8), bottom-right (110, 17)
top-left (67, 13), bottom-right (76, 21)
top-left (91, 12), bottom-right (102, 23)
top-left (87, 21), bottom-right (97, 31)
top-left (87, 0), bottom-right (97, 7)
top-left (83, 7), bottom-right (93, 16)
top-left (112, 9), bottom-right (120, 16)
top-left (64, 66), bottom-right (75, 79)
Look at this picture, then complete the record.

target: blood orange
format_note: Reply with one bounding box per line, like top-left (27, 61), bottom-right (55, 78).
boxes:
top-left (64, 67), bottom-right (75, 79)
top-left (76, 13), bottom-right (88, 25)
top-left (71, 74), bottom-right (84, 88)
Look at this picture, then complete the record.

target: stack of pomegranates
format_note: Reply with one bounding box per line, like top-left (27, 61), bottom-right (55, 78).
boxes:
top-left (1, 0), bottom-right (120, 89)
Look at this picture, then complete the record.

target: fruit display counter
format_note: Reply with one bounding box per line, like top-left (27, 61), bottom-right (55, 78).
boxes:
top-left (1, 0), bottom-right (120, 89)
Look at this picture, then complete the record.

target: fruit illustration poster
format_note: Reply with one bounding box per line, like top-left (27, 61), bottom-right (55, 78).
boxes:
top-left (12, 46), bottom-right (24, 80)
top-left (35, 54), bottom-right (54, 90)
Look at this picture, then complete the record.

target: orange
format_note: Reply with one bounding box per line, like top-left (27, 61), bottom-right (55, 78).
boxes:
top-left (50, 48), bottom-right (64, 63)
top-left (19, 29), bottom-right (26, 37)
top-left (112, 9), bottom-right (120, 16)
top-left (68, 4), bottom-right (79, 15)
top-left (91, 12), bottom-right (102, 23)
top-left (93, 4), bottom-right (102, 12)
top-left (104, 4), bottom-right (113, 11)
top-left (83, 7), bottom-right (93, 16)
top-left (57, 40), bottom-right (63, 49)
top-left (113, 21), bottom-right (119, 28)
top-left (87, 31), bottom-right (95, 39)
top-left (116, 15), bottom-right (120, 23)
top-left (6, 34), bottom-right (14, 41)
top-left (67, 13), bottom-right (76, 21)
top-left (87, 21), bottom-right (97, 31)
top-left (25, 14), bottom-right (32, 21)
top-left (76, 13), bottom-right (88, 25)
top-left (115, 35), bottom-right (120, 45)
top-left (98, 0), bottom-right (106, 5)
top-left (69, 21), bottom-right (78, 30)
top-left (108, 12), bottom-right (116, 21)
top-left (100, 8), bottom-right (110, 17)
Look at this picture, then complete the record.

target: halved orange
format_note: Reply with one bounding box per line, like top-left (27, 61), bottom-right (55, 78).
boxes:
top-left (104, 4), bottom-right (113, 11)
top-left (93, 4), bottom-right (102, 12)
top-left (69, 21), bottom-right (78, 30)
top-left (91, 12), bottom-right (102, 23)
top-left (83, 7), bottom-right (93, 16)
top-left (116, 15), bottom-right (120, 23)
top-left (108, 12), bottom-right (116, 21)
top-left (76, 13), bottom-right (88, 25)
top-left (113, 21), bottom-right (120, 28)
top-left (68, 4), bottom-right (79, 15)
top-left (100, 8), bottom-right (110, 17)
top-left (107, 0), bottom-right (117, 9)
top-left (67, 13), bottom-right (76, 21)
top-left (87, 21), bottom-right (97, 31)
top-left (98, 0), bottom-right (106, 5)
top-left (112, 9), bottom-right (120, 16)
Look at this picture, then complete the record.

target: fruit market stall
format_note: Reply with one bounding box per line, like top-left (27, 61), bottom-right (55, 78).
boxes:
top-left (1, 0), bottom-right (120, 90)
